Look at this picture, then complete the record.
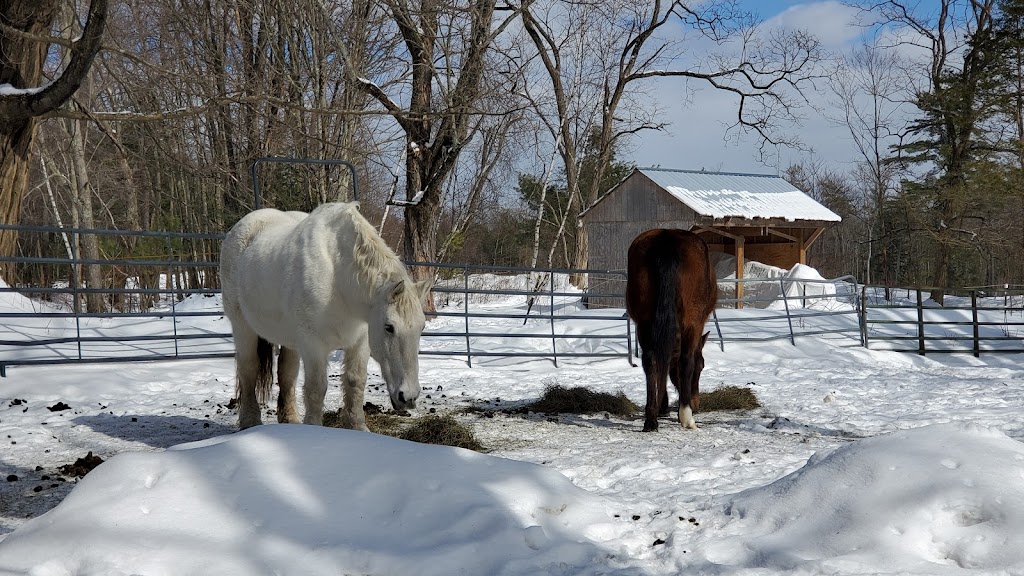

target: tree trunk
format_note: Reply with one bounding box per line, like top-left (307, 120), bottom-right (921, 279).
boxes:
top-left (0, 0), bottom-right (108, 265)
top-left (0, 118), bottom-right (34, 280)
top-left (67, 119), bottom-right (105, 313)
top-left (931, 238), bottom-right (948, 306)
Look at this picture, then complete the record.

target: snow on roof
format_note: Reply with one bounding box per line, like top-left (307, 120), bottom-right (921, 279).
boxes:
top-left (639, 167), bottom-right (842, 223)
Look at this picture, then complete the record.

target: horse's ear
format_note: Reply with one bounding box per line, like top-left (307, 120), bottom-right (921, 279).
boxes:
top-left (414, 279), bottom-right (433, 300)
top-left (387, 279), bottom-right (405, 303)
top-left (700, 331), bottom-right (711, 347)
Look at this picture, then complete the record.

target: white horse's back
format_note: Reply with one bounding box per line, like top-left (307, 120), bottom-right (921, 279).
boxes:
top-left (222, 204), bottom-right (369, 350)
top-left (219, 202), bottom-right (429, 430)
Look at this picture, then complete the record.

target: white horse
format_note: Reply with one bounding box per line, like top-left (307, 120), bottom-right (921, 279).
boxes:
top-left (219, 202), bottom-right (430, 430)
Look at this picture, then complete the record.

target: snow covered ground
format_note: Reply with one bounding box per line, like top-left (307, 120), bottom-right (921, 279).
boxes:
top-left (2, 290), bottom-right (1024, 575)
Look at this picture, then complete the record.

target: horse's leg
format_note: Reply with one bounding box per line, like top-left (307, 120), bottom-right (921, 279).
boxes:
top-left (691, 331), bottom-right (710, 414)
top-left (340, 340), bottom-right (371, 432)
top-left (666, 349), bottom-right (681, 417)
top-left (677, 346), bottom-right (698, 430)
top-left (640, 346), bottom-right (666, 432)
top-left (233, 326), bottom-right (264, 429)
top-left (276, 346), bottom-right (301, 424)
top-left (300, 348), bottom-right (329, 426)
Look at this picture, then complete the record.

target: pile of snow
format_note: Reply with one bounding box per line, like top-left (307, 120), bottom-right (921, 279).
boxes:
top-left (433, 272), bottom-right (582, 309)
top-left (711, 251), bottom-right (788, 281)
top-left (4, 422), bottom-right (1024, 574)
top-left (711, 253), bottom-right (840, 309)
top-left (702, 424), bottom-right (1024, 574)
top-left (0, 425), bottom-right (633, 576)
top-left (0, 278), bottom-right (61, 314)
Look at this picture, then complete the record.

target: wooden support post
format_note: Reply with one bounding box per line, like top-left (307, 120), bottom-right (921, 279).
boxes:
top-left (798, 228), bottom-right (807, 264)
top-left (735, 237), bottom-right (745, 309)
top-left (801, 228), bottom-right (824, 265)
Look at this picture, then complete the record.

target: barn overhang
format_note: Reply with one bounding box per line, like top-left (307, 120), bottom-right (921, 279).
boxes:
top-left (692, 219), bottom-right (830, 308)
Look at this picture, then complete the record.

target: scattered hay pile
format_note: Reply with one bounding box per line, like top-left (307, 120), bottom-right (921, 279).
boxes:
top-left (524, 385), bottom-right (639, 417)
top-left (324, 408), bottom-right (483, 452)
top-left (699, 386), bottom-right (760, 412)
top-left (399, 415), bottom-right (483, 452)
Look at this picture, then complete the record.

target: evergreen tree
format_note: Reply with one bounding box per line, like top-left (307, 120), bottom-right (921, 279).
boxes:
top-left (888, 0), bottom-right (1002, 301)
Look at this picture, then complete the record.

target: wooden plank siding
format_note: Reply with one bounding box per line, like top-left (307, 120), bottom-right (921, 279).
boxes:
top-left (581, 168), bottom-right (837, 309)
top-left (584, 172), bottom-right (699, 307)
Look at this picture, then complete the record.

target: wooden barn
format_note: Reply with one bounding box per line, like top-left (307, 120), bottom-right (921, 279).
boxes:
top-left (581, 167), bottom-right (841, 307)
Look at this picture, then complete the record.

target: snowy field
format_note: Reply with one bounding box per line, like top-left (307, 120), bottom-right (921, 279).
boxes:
top-left (1, 286), bottom-right (1024, 574)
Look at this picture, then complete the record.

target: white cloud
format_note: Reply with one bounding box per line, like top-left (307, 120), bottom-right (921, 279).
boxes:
top-left (628, 74), bottom-right (859, 176)
top-left (763, 1), bottom-right (866, 50)
top-left (627, 2), bottom-right (896, 176)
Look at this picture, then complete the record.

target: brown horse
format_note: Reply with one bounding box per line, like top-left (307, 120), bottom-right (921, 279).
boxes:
top-left (626, 229), bottom-right (717, 432)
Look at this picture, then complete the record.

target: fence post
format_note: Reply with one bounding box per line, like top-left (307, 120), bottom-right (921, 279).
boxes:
top-left (71, 230), bottom-right (83, 363)
top-left (917, 287), bottom-right (926, 356)
top-left (463, 267), bottom-right (471, 368)
top-left (626, 314), bottom-right (635, 366)
top-left (712, 309), bottom-right (724, 351)
top-left (780, 277), bottom-right (795, 345)
top-left (972, 290), bottom-right (980, 358)
top-left (165, 235), bottom-right (180, 358)
top-left (550, 271), bottom-right (558, 367)
top-left (859, 285), bottom-right (869, 348)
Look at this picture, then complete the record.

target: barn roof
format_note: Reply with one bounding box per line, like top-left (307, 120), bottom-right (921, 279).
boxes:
top-left (587, 167), bottom-right (842, 223)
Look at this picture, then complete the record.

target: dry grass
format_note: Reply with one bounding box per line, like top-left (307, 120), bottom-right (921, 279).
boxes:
top-left (366, 413), bottom-right (409, 436)
top-left (699, 386), bottom-right (761, 412)
top-left (399, 414), bottom-right (483, 452)
top-left (524, 385), bottom-right (640, 417)
top-left (323, 409), bottom-right (483, 452)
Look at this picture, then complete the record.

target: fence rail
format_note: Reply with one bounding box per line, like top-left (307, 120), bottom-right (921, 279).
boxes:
top-left (860, 286), bottom-right (1024, 356)
top-left (6, 222), bottom-right (1023, 376)
top-left (406, 261), bottom-right (633, 367)
top-left (0, 223), bottom-right (640, 375)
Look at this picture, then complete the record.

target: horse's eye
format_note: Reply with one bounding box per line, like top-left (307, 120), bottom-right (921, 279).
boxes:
top-left (385, 324), bottom-right (395, 334)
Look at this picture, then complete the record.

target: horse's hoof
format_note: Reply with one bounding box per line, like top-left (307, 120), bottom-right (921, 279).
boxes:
top-left (277, 412), bottom-right (300, 424)
top-left (238, 419), bottom-right (262, 430)
top-left (642, 422), bottom-right (659, 432)
top-left (678, 406), bottom-right (697, 430)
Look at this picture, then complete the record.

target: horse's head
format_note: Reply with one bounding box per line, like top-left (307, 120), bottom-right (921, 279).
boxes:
top-left (368, 278), bottom-right (431, 411)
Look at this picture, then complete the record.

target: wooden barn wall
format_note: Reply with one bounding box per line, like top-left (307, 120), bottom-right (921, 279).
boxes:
top-left (584, 173), bottom-right (698, 308)
top-left (748, 243), bottom-right (800, 269)
top-left (703, 240), bottom-right (800, 270)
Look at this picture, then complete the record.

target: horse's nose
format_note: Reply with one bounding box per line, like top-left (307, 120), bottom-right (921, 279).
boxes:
top-left (397, 391), bottom-right (416, 409)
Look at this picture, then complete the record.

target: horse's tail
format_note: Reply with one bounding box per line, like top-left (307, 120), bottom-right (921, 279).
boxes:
top-left (255, 337), bottom-right (274, 405)
top-left (652, 245), bottom-right (679, 361)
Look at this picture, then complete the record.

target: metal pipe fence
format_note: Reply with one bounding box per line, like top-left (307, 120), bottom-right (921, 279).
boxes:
top-left (0, 223), bottom-right (637, 375)
top-left (860, 285), bottom-right (1024, 356)
top-left (710, 274), bottom-right (863, 349)
top-left (408, 261), bottom-right (632, 367)
top-left (11, 222), bottom-right (1020, 376)
top-left (0, 223), bottom-right (228, 377)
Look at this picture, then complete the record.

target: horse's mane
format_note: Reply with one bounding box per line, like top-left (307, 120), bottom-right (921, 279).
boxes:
top-left (348, 205), bottom-right (418, 311)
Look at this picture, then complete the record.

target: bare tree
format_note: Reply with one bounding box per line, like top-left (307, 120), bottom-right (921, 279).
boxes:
top-left (520, 0), bottom-right (822, 283)
top-left (870, 0), bottom-right (1003, 303)
top-left (829, 41), bottom-right (906, 288)
top-left (0, 0), bottom-right (107, 268)
top-left (341, 0), bottom-right (520, 300)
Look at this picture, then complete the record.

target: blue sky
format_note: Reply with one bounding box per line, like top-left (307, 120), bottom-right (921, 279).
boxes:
top-left (628, 1), bottom-right (873, 176)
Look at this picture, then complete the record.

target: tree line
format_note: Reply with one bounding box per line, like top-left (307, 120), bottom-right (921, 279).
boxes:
top-left (0, 0), bottom-right (1022, 310)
